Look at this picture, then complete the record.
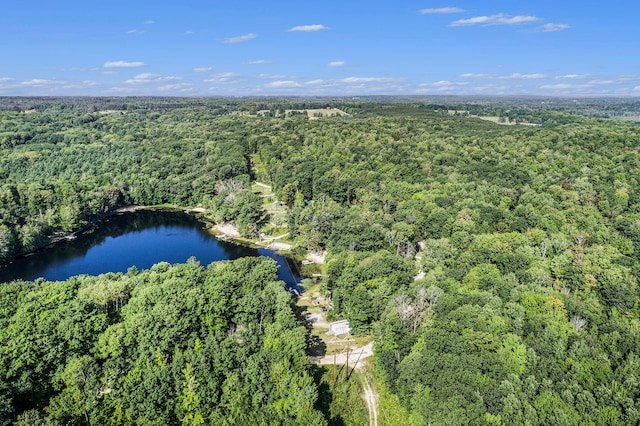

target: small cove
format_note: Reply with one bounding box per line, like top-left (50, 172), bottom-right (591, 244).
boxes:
top-left (0, 210), bottom-right (303, 290)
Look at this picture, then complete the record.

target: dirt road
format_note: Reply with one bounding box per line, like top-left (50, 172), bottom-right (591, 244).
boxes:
top-left (312, 342), bottom-right (374, 368)
top-left (361, 374), bottom-right (378, 426)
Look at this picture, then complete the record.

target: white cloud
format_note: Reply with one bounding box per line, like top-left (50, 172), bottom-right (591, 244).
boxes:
top-left (420, 80), bottom-right (469, 87)
top-left (103, 61), bottom-right (147, 68)
top-left (144, 20), bottom-right (155, 25)
top-left (127, 29), bottom-right (145, 35)
top-left (467, 84), bottom-right (513, 93)
top-left (618, 75), bottom-right (640, 82)
top-left (305, 80), bottom-right (326, 86)
top-left (185, 30), bottom-right (194, 35)
top-left (20, 79), bottom-right (67, 87)
top-left (460, 73), bottom-right (548, 80)
top-left (265, 80), bottom-right (301, 88)
top-left (417, 80), bottom-right (469, 93)
top-left (634, 86), bottom-right (640, 92)
top-left (255, 74), bottom-right (287, 79)
top-left (328, 61), bottom-right (347, 67)
top-left (0, 77), bottom-right (14, 83)
top-left (460, 73), bottom-right (591, 81)
top-left (540, 23), bottom-right (570, 32)
top-left (587, 79), bottom-right (616, 85)
top-left (224, 33), bottom-right (256, 43)
top-left (341, 77), bottom-right (404, 83)
top-left (539, 83), bottom-right (591, 90)
top-left (61, 80), bottom-right (97, 90)
top-left (247, 60), bottom-right (272, 64)
top-left (555, 74), bottom-right (590, 80)
top-left (101, 71), bottom-right (118, 75)
top-left (106, 87), bottom-right (134, 94)
top-left (287, 24), bottom-right (330, 32)
top-left (125, 73), bottom-right (182, 84)
top-left (451, 14), bottom-right (541, 27)
top-left (204, 73), bottom-right (241, 83)
top-left (192, 67), bottom-right (213, 72)
top-left (420, 7), bottom-right (464, 14)
top-left (158, 83), bottom-right (193, 92)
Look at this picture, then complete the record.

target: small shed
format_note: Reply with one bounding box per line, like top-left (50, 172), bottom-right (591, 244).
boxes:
top-left (328, 320), bottom-right (351, 336)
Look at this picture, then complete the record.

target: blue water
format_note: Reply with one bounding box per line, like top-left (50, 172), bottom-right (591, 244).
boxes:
top-left (0, 210), bottom-right (302, 290)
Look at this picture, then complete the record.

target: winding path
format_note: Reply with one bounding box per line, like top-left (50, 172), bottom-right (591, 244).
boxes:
top-left (361, 374), bottom-right (378, 426)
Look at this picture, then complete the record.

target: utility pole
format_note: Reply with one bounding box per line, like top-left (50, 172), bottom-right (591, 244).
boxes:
top-left (333, 348), bottom-right (337, 383)
top-left (346, 346), bottom-right (349, 375)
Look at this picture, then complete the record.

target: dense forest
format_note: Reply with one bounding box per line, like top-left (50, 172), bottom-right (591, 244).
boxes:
top-left (2, 97), bottom-right (640, 424)
top-left (0, 257), bottom-right (325, 424)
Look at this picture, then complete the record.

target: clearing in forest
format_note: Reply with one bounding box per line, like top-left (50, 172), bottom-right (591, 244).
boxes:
top-left (298, 281), bottom-right (373, 368)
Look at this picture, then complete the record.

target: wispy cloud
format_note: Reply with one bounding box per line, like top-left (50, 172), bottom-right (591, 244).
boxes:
top-left (341, 77), bottom-right (404, 83)
top-left (416, 80), bottom-right (469, 93)
top-left (184, 30), bottom-right (194, 35)
top-left (618, 75), bottom-right (640, 82)
top-left (224, 33), bottom-right (256, 43)
top-left (539, 83), bottom-right (592, 90)
top-left (420, 80), bottom-right (469, 87)
top-left (328, 61), bottom-right (347, 67)
top-left (192, 67), bottom-right (212, 73)
top-left (61, 80), bottom-right (97, 90)
top-left (451, 14), bottom-right (541, 27)
top-left (540, 23), bottom-right (571, 32)
top-left (587, 79), bottom-right (616, 85)
top-left (251, 75), bottom-right (407, 95)
top-left (266, 80), bottom-right (301, 88)
top-left (158, 83), bottom-right (193, 92)
top-left (204, 73), bottom-right (242, 83)
top-left (555, 74), bottom-right (591, 80)
top-left (105, 87), bottom-right (134, 94)
top-left (467, 84), bottom-right (514, 94)
top-left (247, 60), bottom-right (272, 65)
top-left (127, 29), bottom-right (145, 35)
top-left (460, 73), bottom-right (548, 80)
top-left (144, 20), bottom-right (155, 25)
top-left (287, 24), bottom-right (330, 32)
top-left (19, 79), bottom-right (67, 87)
top-left (103, 61), bottom-right (147, 68)
top-left (420, 7), bottom-right (464, 14)
top-left (125, 73), bottom-right (181, 84)
top-left (255, 74), bottom-right (287, 79)
top-left (459, 73), bottom-right (590, 80)
top-left (0, 77), bottom-right (14, 83)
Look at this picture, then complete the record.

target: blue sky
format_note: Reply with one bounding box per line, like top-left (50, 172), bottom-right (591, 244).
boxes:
top-left (1, 1), bottom-right (638, 96)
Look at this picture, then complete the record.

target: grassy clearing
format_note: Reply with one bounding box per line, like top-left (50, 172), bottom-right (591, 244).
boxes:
top-left (475, 115), bottom-right (539, 126)
top-left (247, 108), bottom-right (349, 119)
top-left (304, 108), bottom-right (349, 119)
top-left (249, 154), bottom-right (269, 183)
top-left (248, 156), bottom-right (290, 235)
top-left (298, 278), bottom-right (372, 358)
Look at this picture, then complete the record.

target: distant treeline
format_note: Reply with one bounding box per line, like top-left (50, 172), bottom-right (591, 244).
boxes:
top-left (1, 98), bottom-right (640, 424)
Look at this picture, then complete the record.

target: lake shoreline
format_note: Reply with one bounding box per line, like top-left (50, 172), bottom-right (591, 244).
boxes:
top-left (0, 207), bottom-right (316, 284)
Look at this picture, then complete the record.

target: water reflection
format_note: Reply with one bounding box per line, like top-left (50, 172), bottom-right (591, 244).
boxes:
top-left (0, 210), bottom-right (302, 290)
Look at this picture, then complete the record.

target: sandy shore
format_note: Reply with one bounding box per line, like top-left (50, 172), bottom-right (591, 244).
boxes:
top-left (212, 222), bottom-right (240, 238)
top-left (306, 251), bottom-right (326, 264)
top-left (268, 242), bottom-right (292, 250)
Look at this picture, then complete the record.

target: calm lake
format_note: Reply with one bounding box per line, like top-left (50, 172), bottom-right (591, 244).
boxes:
top-left (0, 210), bottom-right (303, 290)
